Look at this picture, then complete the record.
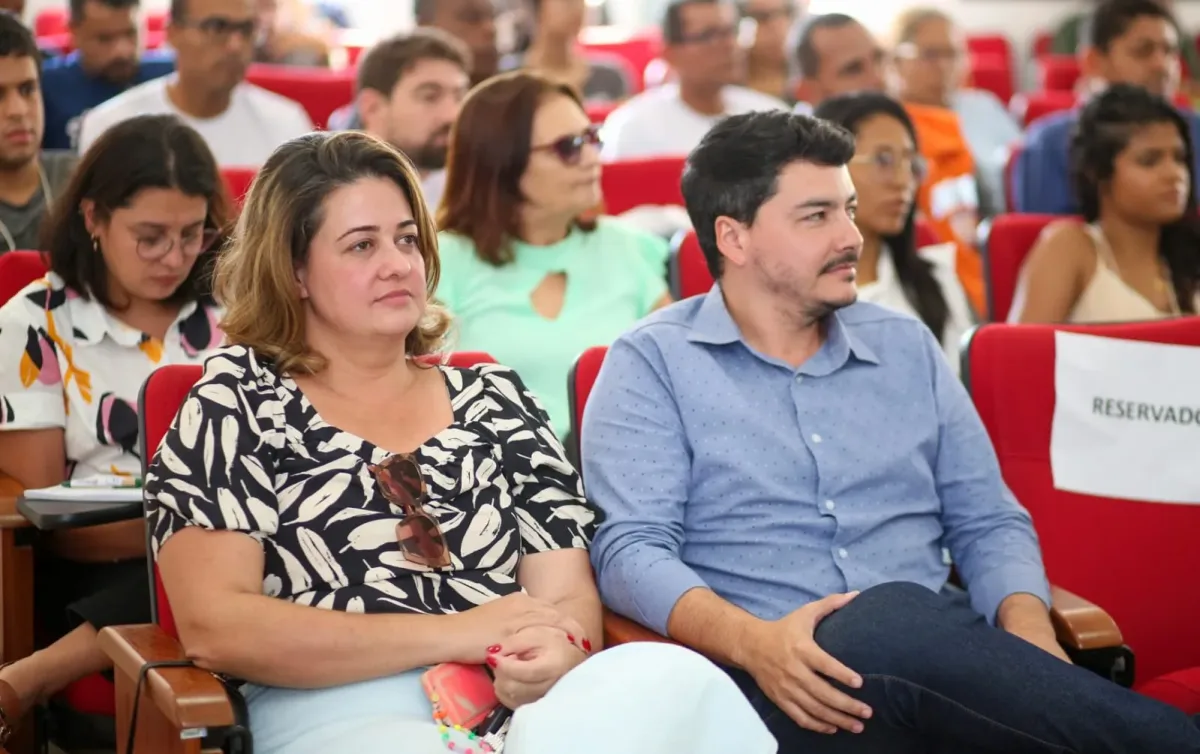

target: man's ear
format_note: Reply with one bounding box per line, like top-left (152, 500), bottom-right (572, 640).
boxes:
top-left (357, 88), bottom-right (388, 134)
top-left (713, 215), bottom-right (750, 271)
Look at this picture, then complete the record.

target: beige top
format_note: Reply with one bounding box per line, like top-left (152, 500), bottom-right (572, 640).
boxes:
top-left (1067, 224), bottom-right (1196, 323)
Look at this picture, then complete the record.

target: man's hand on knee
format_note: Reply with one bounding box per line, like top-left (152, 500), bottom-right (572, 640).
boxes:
top-left (741, 592), bottom-right (874, 735)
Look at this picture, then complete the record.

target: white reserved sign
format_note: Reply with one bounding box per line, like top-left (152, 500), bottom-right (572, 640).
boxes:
top-left (1050, 331), bottom-right (1200, 504)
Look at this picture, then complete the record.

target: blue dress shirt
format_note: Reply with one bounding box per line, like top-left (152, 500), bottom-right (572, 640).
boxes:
top-left (41, 51), bottom-right (176, 151)
top-left (1013, 106), bottom-right (1200, 214)
top-left (583, 288), bottom-right (1051, 636)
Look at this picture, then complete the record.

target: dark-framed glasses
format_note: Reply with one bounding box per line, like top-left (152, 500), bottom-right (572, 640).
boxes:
top-left (532, 125), bottom-right (602, 165)
top-left (183, 15), bottom-right (258, 42)
top-left (851, 150), bottom-right (929, 182)
top-left (369, 453), bottom-right (450, 569)
top-left (135, 227), bottom-right (221, 262)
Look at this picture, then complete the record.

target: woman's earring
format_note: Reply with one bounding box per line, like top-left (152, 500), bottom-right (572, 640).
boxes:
top-left (91, 236), bottom-right (100, 253)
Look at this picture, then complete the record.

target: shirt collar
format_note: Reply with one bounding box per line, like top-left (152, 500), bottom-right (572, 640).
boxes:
top-left (686, 285), bottom-right (880, 368)
top-left (68, 286), bottom-right (201, 347)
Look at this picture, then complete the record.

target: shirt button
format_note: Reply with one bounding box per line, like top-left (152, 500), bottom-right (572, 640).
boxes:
top-left (837, 548), bottom-right (849, 559)
top-left (795, 374), bottom-right (804, 384)
top-left (812, 433), bottom-right (823, 443)
top-left (824, 500), bottom-right (835, 511)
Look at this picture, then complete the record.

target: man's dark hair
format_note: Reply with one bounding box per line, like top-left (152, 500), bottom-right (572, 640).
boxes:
top-left (69, 0), bottom-right (139, 24)
top-left (356, 28), bottom-right (470, 96)
top-left (662, 0), bottom-right (724, 44)
top-left (681, 111), bottom-right (855, 279)
top-left (793, 13), bottom-right (858, 79)
top-left (0, 10), bottom-right (41, 61)
top-left (1083, 0), bottom-right (1176, 53)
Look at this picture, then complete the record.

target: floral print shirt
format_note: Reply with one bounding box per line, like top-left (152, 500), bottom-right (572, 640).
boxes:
top-left (0, 273), bottom-right (223, 479)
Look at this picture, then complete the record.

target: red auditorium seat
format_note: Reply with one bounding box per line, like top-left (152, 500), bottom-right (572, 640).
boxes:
top-left (965, 33), bottom-right (1012, 70)
top-left (1038, 55), bottom-right (1081, 91)
top-left (1032, 30), bottom-right (1054, 59)
top-left (1013, 90), bottom-right (1077, 126)
top-left (245, 64), bottom-right (355, 128)
top-left (579, 27), bottom-right (661, 92)
top-left (221, 167), bottom-right (257, 206)
top-left (145, 10), bottom-right (167, 33)
top-left (985, 213), bottom-right (1073, 321)
top-left (599, 156), bottom-right (685, 215)
top-left (968, 54), bottom-right (1014, 104)
top-left (35, 8), bottom-right (68, 37)
top-left (964, 319), bottom-right (1200, 694)
top-left (0, 250), bottom-right (48, 305)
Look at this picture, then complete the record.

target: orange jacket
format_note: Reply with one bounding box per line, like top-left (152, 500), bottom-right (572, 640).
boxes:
top-left (904, 103), bottom-right (985, 315)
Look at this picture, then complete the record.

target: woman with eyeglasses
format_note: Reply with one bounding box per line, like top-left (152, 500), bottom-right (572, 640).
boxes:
top-left (0, 114), bottom-right (228, 745)
top-left (436, 72), bottom-right (673, 443)
top-left (814, 92), bottom-right (975, 373)
top-left (141, 130), bottom-right (773, 754)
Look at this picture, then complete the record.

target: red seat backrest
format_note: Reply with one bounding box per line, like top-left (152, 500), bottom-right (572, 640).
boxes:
top-left (1038, 55), bottom-right (1081, 91)
top-left (1015, 90), bottom-right (1078, 127)
top-left (964, 319), bottom-right (1200, 683)
top-left (1032, 30), bottom-right (1054, 59)
top-left (0, 250), bottom-right (49, 306)
top-left (586, 101), bottom-right (618, 124)
top-left (968, 54), bottom-right (1013, 104)
top-left (568, 346), bottom-right (608, 465)
top-left (137, 352), bottom-right (496, 637)
top-left (244, 64), bottom-right (355, 129)
top-left (145, 10), bottom-right (167, 32)
top-left (222, 167), bottom-right (257, 207)
top-left (965, 33), bottom-right (1012, 68)
top-left (35, 8), bottom-right (68, 36)
top-left (668, 229), bottom-right (713, 300)
top-left (915, 218), bottom-right (939, 249)
top-left (600, 156), bottom-right (686, 215)
top-left (985, 213), bottom-right (1068, 321)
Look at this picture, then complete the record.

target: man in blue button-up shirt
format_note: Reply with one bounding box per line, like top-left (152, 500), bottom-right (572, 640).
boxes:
top-left (584, 110), bottom-right (1200, 752)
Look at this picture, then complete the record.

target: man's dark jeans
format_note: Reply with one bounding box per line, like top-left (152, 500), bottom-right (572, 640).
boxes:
top-left (725, 582), bottom-right (1200, 753)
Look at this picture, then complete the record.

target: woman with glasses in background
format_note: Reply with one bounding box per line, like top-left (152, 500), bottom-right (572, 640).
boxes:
top-left (0, 114), bottom-right (228, 745)
top-left (437, 72), bottom-right (672, 444)
top-left (814, 92), bottom-right (975, 374)
top-left (143, 130), bottom-right (772, 754)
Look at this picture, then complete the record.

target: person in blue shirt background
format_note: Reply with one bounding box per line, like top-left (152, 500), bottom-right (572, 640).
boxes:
top-left (41, 0), bottom-right (175, 151)
top-left (1013, 0), bottom-right (1200, 214)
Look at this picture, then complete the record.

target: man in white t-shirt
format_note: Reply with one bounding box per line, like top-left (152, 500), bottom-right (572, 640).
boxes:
top-left (77, 0), bottom-right (313, 166)
top-left (355, 29), bottom-right (470, 212)
top-left (599, 0), bottom-right (786, 162)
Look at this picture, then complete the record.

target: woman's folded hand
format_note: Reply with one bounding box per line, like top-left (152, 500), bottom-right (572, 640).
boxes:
top-left (448, 592), bottom-right (587, 664)
top-left (488, 625), bottom-right (588, 708)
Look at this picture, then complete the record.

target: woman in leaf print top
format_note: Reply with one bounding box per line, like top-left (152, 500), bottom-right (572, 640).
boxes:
top-left (0, 115), bottom-right (228, 744)
top-left (143, 132), bottom-right (774, 754)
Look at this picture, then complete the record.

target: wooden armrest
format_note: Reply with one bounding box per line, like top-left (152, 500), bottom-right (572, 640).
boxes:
top-left (98, 624), bottom-right (236, 731)
top-left (1049, 585), bottom-right (1123, 651)
top-left (602, 608), bottom-right (674, 647)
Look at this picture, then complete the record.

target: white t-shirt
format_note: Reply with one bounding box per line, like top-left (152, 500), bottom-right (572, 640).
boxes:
top-left (856, 243), bottom-right (975, 376)
top-left (599, 83), bottom-right (787, 163)
top-left (77, 76), bottom-right (315, 167)
top-left (422, 169), bottom-right (447, 212)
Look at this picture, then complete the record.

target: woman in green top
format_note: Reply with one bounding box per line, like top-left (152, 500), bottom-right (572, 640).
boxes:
top-left (436, 71), bottom-right (672, 441)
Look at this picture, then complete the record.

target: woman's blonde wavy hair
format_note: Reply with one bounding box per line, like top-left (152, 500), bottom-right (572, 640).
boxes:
top-left (215, 131), bottom-right (451, 374)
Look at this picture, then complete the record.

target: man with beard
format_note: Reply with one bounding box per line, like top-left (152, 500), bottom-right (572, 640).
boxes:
top-left (77, 0), bottom-right (312, 166)
top-left (0, 12), bottom-right (76, 253)
top-left (583, 110), bottom-right (1200, 752)
top-left (354, 29), bottom-right (470, 210)
top-left (41, 0), bottom-right (175, 151)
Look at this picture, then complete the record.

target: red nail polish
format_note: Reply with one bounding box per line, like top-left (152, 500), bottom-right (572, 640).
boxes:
top-left (487, 645), bottom-right (501, 653)
top-left (582, 638), bottom-right (592, 652)
top-left (566, 634), bottom-right (575, 642)
top-left (485, 656), bottom-right (497, 668)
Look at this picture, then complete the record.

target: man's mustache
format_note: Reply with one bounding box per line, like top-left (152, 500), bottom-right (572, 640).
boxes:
top-left (820, 250), bottom-right (860, 274)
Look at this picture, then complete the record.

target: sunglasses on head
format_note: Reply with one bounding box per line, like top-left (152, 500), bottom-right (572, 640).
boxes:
top-left (532, 125), bottom-right (602, 165)
top-left (368, 453), bottom-right (450, 569)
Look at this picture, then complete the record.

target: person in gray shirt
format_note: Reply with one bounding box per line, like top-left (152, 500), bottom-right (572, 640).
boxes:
top-left (0, 13), bottom-right (76, 253)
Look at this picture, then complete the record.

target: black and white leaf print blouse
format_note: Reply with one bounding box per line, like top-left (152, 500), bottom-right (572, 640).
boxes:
top-left (144, 345), bottom-right (599, 615)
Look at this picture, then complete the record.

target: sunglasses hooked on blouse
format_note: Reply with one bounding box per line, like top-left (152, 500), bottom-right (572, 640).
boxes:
top-left (531, 125), bottom-right (603, 165)
top-left (369, 453), bottom-right (451, 568)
